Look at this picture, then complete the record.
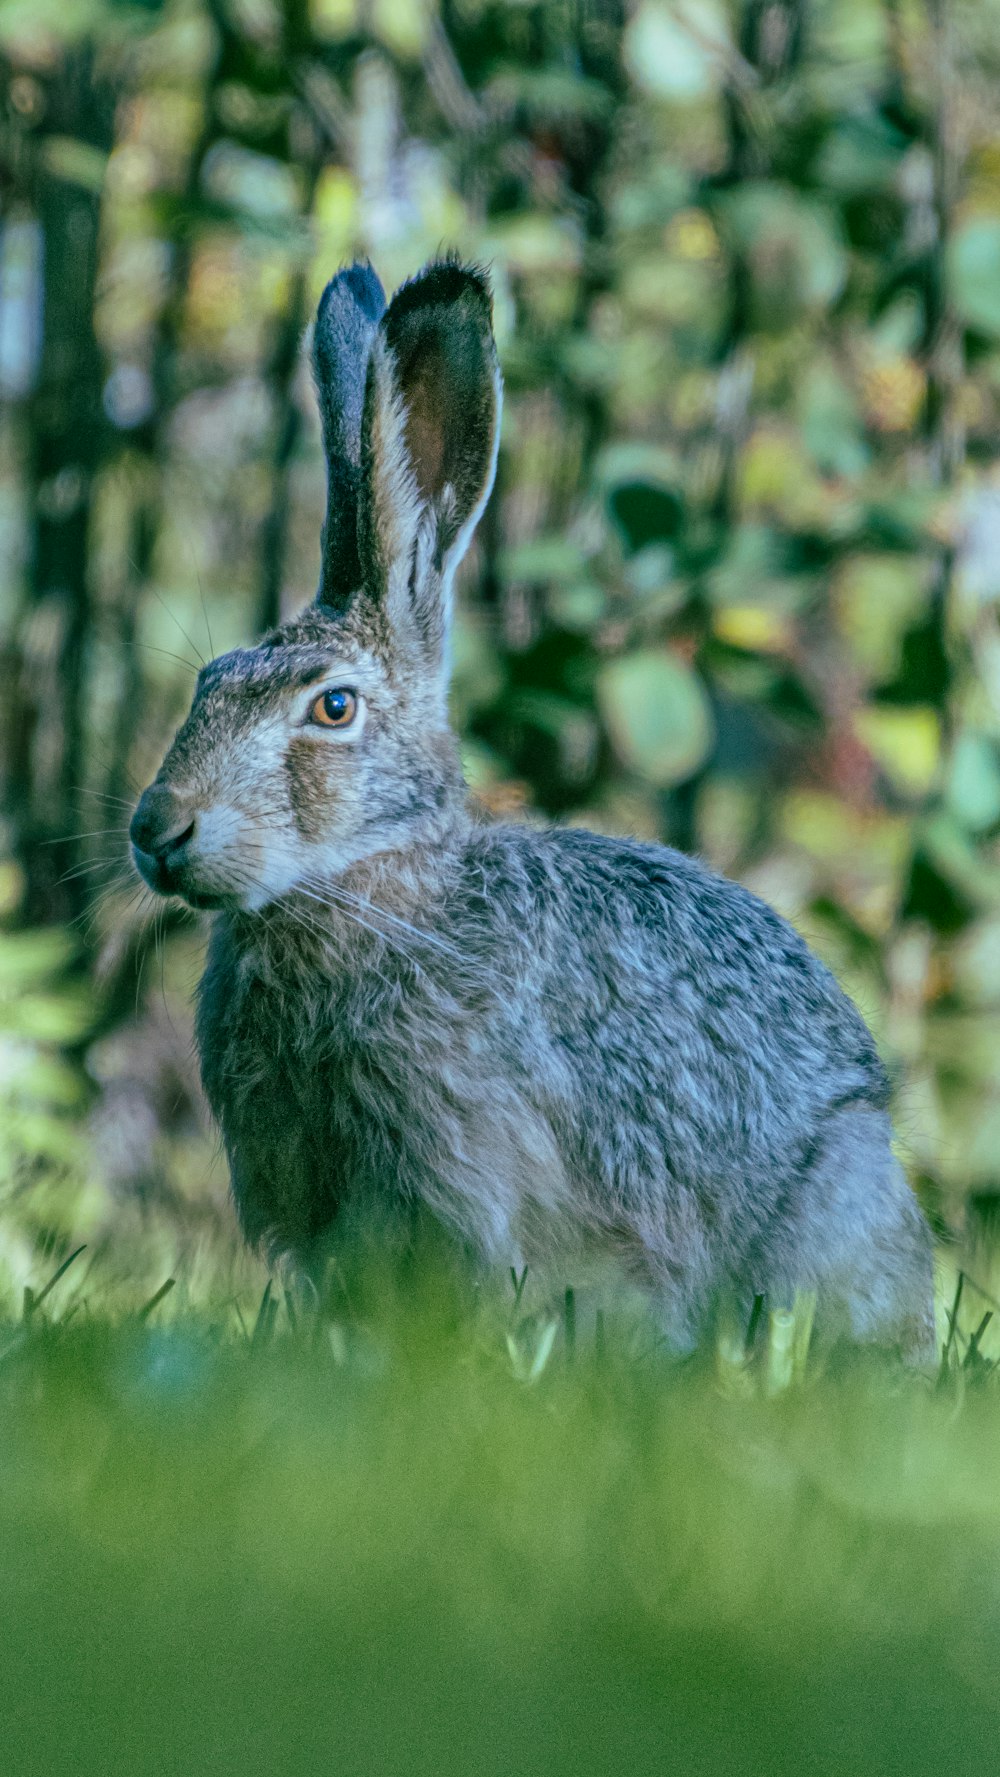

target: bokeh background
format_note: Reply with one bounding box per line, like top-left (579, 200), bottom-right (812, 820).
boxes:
top-left (3, 0), bottom-right (1000, 1296)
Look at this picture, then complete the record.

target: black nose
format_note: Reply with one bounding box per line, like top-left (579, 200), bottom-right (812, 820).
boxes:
top-left (130, 785), bottom-right (196, 860)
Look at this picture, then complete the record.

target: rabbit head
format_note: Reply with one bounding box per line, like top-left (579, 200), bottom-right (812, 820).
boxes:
top-left (130, 259), bottom-right (501, 910)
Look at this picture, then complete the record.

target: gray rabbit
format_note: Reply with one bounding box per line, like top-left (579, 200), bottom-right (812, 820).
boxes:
top-left (130, 258), bottom-right (936, 1359)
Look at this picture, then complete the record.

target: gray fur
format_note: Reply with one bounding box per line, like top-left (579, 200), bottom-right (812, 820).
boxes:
top-left (131, 258), bottom-right (936, 1361)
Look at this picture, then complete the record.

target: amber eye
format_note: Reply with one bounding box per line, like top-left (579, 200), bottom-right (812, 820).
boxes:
top-left (309, 687), bottom-right (358, 730)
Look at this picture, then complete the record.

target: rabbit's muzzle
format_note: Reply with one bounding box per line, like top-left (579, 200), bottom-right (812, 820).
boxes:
top-left (131, 783), bottom-right (215, 906)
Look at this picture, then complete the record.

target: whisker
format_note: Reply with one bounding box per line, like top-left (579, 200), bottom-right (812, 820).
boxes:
top-left (42, 828), bottom-right (130, 845)
top-left (220, 861), bottom-right (404, 985)
top-left (85, 733), bottom-right (144, 796)
top-left (291, 892), bottom-right (425, 987)
top-left (214, 839), bottom-right (455, 970)
top-left (134, 569), bottom-right (206, 669)
top-left (135, 641), bottom-right (200, 678)
top-left (58, 858), bottom-right (131, 886)
top-left (75, 787), bottom-right (138, 811)
top-left (281, 899), bottom-right (398, 990)
top-left (75, 876), bottom-right (149, 944)
top-left (155, 901), bottom-right (180, 1037)
top-left (185, 536), bottom-right (215, 659)
top-left (299, 874), bottom-right (461, 961)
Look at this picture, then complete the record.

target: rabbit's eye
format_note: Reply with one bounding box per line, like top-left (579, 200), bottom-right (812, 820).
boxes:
top-left (309, 688), bottom-right (358, 730)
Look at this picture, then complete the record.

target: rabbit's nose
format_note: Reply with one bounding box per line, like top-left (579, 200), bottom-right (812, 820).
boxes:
top-left (130, 785), bottom-right (196, 860)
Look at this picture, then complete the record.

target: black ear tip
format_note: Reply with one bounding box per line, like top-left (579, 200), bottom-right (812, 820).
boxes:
top-left (316, 261), bottom-right (387, 332)
top-left (388, 256), bottom-right (494, 326)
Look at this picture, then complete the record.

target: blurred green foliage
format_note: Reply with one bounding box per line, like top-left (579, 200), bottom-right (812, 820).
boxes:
top-left (2, 1), bottom-right (1000, 1274)
top-left (1, 1266), bottom-right (1000, 1776)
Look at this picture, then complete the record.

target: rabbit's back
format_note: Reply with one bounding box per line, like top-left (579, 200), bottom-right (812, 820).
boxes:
top-left (459, 822), bottom-right (888, 1195)
top-left (453, 823), bottom-right (932, 1354)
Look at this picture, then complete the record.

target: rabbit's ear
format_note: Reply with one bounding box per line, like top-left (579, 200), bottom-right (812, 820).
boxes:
top-left (357, 259), bottom-right (501, 667)
top-left (312, 262), bottom-right (387, 613)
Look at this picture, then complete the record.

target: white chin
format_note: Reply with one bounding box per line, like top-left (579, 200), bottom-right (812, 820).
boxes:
top-left (234, 856), bottom-right (311, 911)
top-left (238, 882), bottom-right (279, 912)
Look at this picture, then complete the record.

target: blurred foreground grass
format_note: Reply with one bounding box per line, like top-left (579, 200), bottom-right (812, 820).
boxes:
top-left (5, 908), bottom-right (1000, 1774)
top-left (3, 1224), bottom-right (1000, 1776)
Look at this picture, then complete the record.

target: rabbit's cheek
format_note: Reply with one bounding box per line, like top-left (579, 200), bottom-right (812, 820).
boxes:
top-left (284, 738), bottom-right (329, 842)
top-left (282, 735), bottom-right (360, 844)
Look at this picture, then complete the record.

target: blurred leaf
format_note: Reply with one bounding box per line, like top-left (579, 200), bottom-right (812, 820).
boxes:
top-left (862, 489), bottom-right (937, 550)
top-left (625, 0), bottom-right (729, 100)
top-left (372, 0), bottom-right (427, 56)
top-left (869, 294), bottom-right (924, 358)
top-left (779, 792), bottom-right (910, 934)
top-left (597, 649), bottom-right (713, 786)
top-left (547, 583), bottom-right (607, 632)
top-left (9, 990), bottom-right (95, 1044)
top-left (946, 733), bottom-right (1000, 835)
top-left (595, 444), bottom-right (683, 493)
top-left (310, 0), bottom-right (360, 38)
top-left (483, 216), bottom-right (582, 277)
top-left (949, 217), bottom-right (1000, 338)
top-left (707, 525), bottom-right (812, 614)
top-left (854, 706), bottom-right (941, 800)
top-left (560, 332), bottom-right (632, 392)
top-left (502, 538), bottom-right (589, 584)
top-left (623, 545), bottom-right (685, 616)
top-left (833, 555), bottom-right (931, 684)
top-left (489, 67), bottom-right (614, 123)
top-left (620, 256), bottom-right (722, 328)
top-left (949, 916), bottom-right (1000, 1009)
top-left (739, 428), bottom-right (838, 531)
top-left (8, 1054), bottom-right (87, 1110)
top-left (713, 606), bottom-right (791, 652)
top-left (202, 143), bottom-right (303, 221)
top-left (0, 929), bottom-right (77, 990)
top-left (40, 137), bottom-right (109, 193)
top-left (815, 117), bottom-right (908, 194)
top-left (450, 613), bottom-right (506, 721)
top-left (718, 185), bottom-right (848, 326)
top-left (798, 359), bottom-right (869, 479)
top-left (612, 165), bottom-right (691, 232)
top-left (0, 0), bottom-right (107, 47)
top-left (919, 813), bottom-right (1000, 912)
top-left (0, 1110), bottom-right (82, 1166)
top-left (608, 482), bottom-right (683, 553)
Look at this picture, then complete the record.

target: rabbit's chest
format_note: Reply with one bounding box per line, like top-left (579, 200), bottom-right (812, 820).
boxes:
top-left (314, 985), bottom-right (569, 1257)
top-left (198, 939), bottom-right (567, 1262)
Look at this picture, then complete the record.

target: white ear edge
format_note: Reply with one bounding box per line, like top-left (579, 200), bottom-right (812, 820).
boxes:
top-left (440, 359), bottom-right (503, 586)
top-left (366, 332), bottom-right (425, 572)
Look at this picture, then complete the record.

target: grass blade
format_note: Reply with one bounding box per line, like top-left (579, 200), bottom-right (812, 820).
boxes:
top-left (26, 1246), bottom-right (87, 1320)
top-left (137, 1278), bottom-right (176, 1323)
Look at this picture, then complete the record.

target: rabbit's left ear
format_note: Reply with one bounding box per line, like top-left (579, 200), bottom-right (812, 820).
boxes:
top-left (357, 260), bottom-right (501, 666)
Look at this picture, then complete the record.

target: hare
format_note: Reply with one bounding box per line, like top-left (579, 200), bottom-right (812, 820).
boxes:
top-left (130, 258), bottom-right (936, 1360)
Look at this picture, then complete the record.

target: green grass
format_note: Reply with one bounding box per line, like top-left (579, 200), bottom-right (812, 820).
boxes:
top-left (2, 1215), bottom-right (1000, 1776)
